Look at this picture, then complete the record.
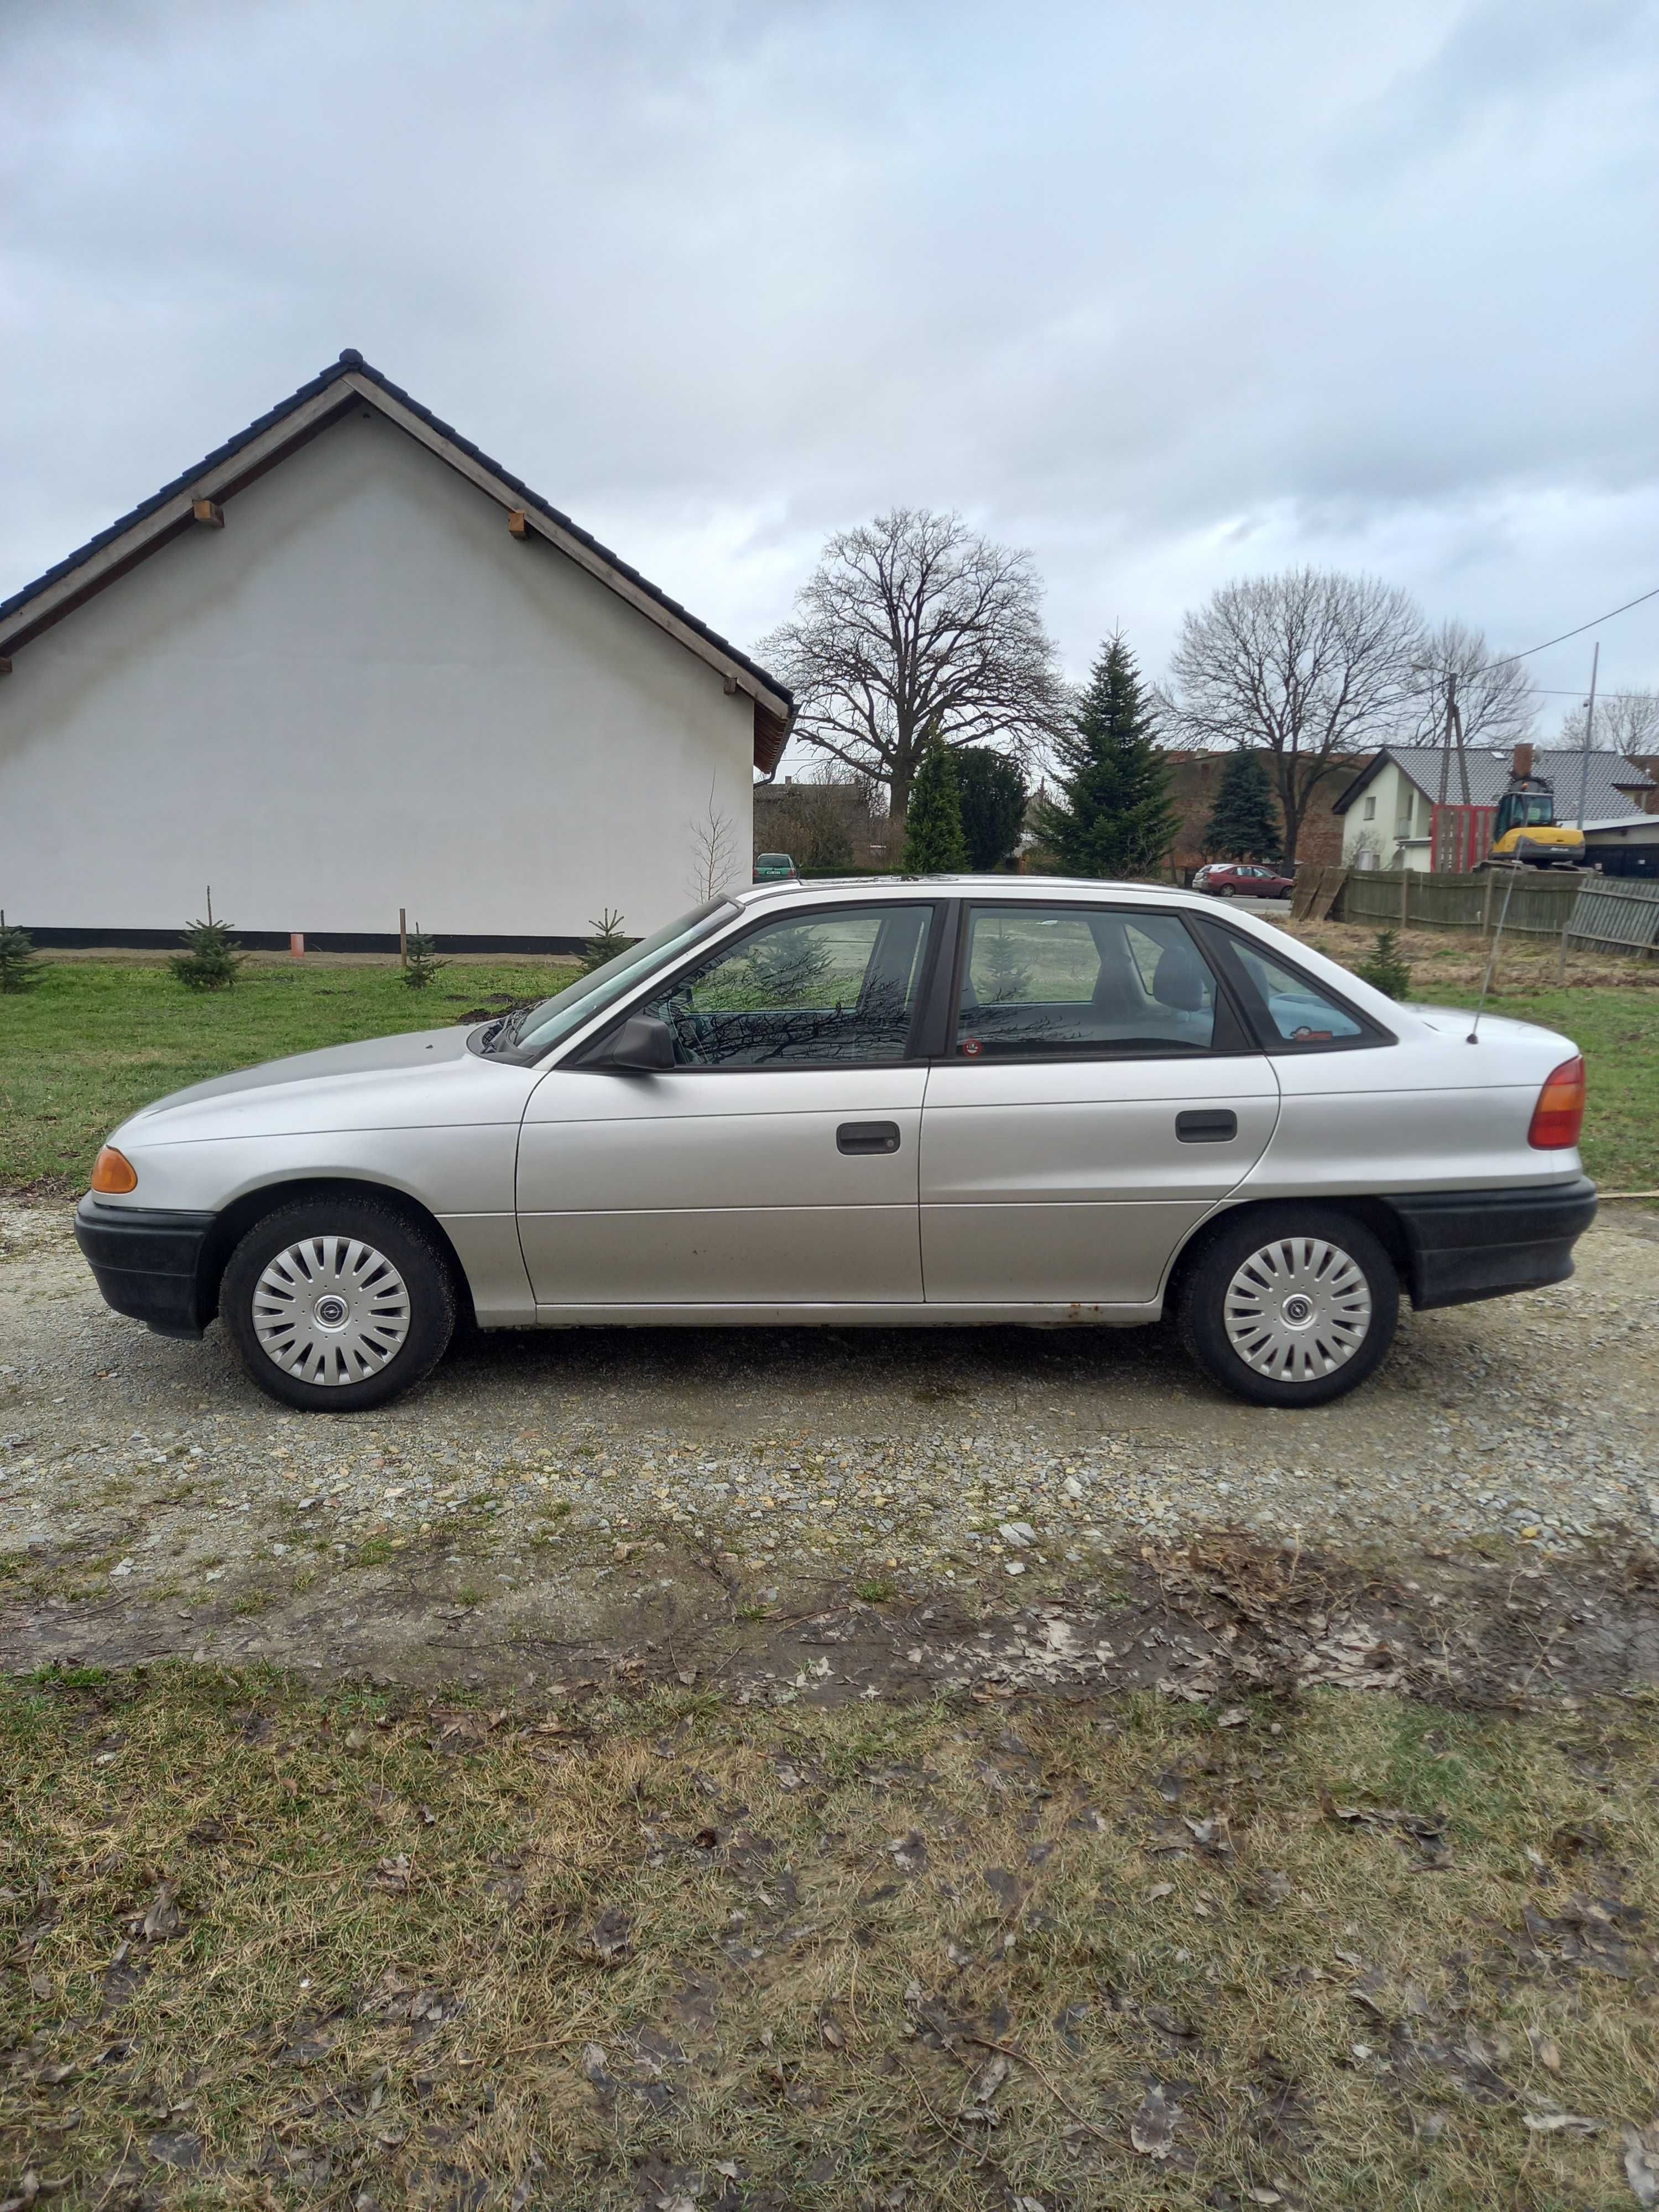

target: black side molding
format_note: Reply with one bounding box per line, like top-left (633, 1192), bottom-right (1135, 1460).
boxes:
top-left (74, 1196), bottom-right (217, 1339)
top-left (1386, 1177), bottom-right (1597, 1311)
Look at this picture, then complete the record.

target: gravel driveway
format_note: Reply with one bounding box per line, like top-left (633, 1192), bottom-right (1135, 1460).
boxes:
top-left (3, 1201), bottom-right (1657, 1691)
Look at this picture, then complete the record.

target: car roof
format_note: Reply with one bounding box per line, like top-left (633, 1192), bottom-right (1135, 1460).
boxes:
top-left (733, 873), bottom-right (1209, 911)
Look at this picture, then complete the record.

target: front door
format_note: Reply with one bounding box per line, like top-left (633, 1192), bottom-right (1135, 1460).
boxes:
top-left (517, 901), bottom-right (937, 1309)
top-left (920, 902), bottom-right (1280, 1305)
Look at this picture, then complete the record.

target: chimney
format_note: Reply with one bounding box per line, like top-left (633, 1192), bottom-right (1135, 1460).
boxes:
top-left (1512, 742), bottom-right (1534, 781)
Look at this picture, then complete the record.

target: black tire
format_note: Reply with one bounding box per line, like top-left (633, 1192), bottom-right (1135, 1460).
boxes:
top-left (221, 1197), bottom-right (456, 1413)
top-left (1178, 1205), bottom-right (1399, 1408)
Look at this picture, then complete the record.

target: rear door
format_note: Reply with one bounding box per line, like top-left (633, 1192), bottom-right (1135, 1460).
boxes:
top-left (919, 901), bottom-right (1280, 1305)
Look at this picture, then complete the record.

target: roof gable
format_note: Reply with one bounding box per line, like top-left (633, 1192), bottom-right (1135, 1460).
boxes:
top-left (0, 349), bottom-right (792, 773)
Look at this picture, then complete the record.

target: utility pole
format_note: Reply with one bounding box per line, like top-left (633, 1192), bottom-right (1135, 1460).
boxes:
top-left (1574, 643), bottom-right (1599, 831)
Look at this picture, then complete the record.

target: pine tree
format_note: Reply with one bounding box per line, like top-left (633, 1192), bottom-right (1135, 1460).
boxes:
top-left (901, 739), bottom-right (968, 874)
top-left (1031, 633), bottom-right (1176, 878)
top-left (170, 914), bottom-right (244, 992)
top-left (1203, 746), bottom-right (1283, 862)
top-left (401, 927), bottom-right (447, 990)
top-left (582, 908), bottom-right (633, 973)
top-left (0, 914), bottom-right (39, 994)
top-left (954, 748), bottom-right (1028, 871)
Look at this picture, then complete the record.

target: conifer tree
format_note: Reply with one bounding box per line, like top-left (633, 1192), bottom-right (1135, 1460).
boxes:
top-left (170, 912), bottom-right (244, 991)
top-left (400, 927), bottom-right (446, 990)
top-left (581, 909), bottom-right (633, 973)
top-left (1203, 746), bottom-right (1283, 862)
top-left (1031, 634), bottom-right (1176, 877)
top-left (954, 748), bottom-right (1028, 871)
top-left (901, 739), bottom-right (969, 873)
top-left (0, 914), bottom-right (39, 994)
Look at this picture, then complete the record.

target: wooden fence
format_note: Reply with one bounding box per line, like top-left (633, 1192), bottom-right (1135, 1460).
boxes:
top-left (1293, 864), bottom-right (1659, 953)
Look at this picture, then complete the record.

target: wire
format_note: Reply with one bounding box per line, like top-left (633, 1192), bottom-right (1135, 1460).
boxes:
top-left (1484, 583), bottom-right (1659, 669)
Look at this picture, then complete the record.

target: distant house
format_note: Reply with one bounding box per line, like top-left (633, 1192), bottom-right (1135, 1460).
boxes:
top-left (1333, 744), bottom-right (1656, 873)
top-left (0, 350), bottom-right (792, 948)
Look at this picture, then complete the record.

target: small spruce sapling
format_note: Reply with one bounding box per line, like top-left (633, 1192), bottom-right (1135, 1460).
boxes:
top-left (401, 927), bottom-right (446, 990)
top-left (1354, 927), bottom-right (1412, 1000)
top-left (170, 914), bottom-right (244, 992)
top-left (0, 911), bottom-right (39, 994)
top-left (582, 908), bottom-right (633, 972)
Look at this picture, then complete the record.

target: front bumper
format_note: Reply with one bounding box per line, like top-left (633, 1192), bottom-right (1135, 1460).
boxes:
top-left (75, 1195), bottom-right (217, 1339)
top-left (1389, 1177), bottom-right (1598, 1311)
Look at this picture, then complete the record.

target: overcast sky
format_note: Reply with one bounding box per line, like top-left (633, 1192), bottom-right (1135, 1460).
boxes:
top-left (4, 0), bottom-right (1657, 742)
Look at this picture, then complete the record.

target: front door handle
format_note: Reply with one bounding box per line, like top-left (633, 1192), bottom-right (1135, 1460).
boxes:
top-left (1176, 1109), bottom-right (1238, 1144)
top-left (837, 1120), bottom-right (901, 1155)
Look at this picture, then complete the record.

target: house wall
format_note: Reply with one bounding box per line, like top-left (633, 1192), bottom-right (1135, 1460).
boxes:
top-left (0, 408), bottom-right (755, 940)
top-left (1340, 763), bottom-right (1434, 872)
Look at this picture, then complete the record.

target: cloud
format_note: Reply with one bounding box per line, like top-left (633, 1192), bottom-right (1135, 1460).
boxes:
top-left (2, 0), bottom-right (1657, 705)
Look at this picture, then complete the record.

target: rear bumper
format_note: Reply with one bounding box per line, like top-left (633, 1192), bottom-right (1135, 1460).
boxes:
top-left (1389, 1177), bottom-right (1598, 1311)
top-left (74, 1195), bottom-right (216, 1339)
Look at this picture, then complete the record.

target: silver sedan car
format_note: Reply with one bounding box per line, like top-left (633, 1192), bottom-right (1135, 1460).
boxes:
top-left (75, 877), bottom-right (1595, 1414)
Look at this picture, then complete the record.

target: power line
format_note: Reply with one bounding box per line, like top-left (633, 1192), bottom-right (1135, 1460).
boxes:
top-left (1484, 582), bottom-right (1659, 670)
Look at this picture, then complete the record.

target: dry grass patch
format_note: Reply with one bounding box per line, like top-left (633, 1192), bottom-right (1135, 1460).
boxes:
top-left (3, 1673), bottom-right (1658, 2209)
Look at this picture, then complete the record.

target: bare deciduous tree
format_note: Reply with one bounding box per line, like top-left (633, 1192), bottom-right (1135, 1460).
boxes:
top-left (685, 780), bottom-right (740, 903)
top-left (1555, 684), bottom-right (1659, 761)
top-left (1407, 619), bottom-right (1537, 753)
top-left (757, 508), bottom-right (1065, 837)
top-left (1163, 568), bottom-right (1425, 864)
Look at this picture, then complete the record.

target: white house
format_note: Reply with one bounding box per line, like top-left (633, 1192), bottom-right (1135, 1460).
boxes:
top-left (1333, 743), bottom-right (1655, 872)
top-left (0, 351), bottom-right (791, 949)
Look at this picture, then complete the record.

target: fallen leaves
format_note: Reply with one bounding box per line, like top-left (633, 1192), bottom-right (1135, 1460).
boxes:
top-left (1129, 2080), bottom-right (1179, 2158)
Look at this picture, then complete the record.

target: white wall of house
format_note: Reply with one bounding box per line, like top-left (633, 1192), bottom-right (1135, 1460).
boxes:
top-left (0, 408), bottom-right (755, 938)
top-left (1340, 761), bottom-right (1434, 872)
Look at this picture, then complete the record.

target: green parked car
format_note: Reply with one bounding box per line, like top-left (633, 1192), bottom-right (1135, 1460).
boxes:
top-left (753, 852), bottom-right (799, 882)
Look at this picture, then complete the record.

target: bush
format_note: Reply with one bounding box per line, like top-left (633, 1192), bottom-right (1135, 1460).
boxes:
top-left (170, 916), bottom-right (244, 992)
top-left (1354, 927), bottom-right (1412, 1000)
top-left (401, 927), bottom-right (446, 990)
top-left (0, 919), bottom-right (40, 994)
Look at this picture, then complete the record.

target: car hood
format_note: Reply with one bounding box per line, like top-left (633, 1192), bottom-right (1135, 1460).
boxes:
top-left (126, 1026), bottom-right (478, 1123)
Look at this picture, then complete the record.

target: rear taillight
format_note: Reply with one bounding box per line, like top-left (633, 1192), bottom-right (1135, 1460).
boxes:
top-left (1528, 1056), bottom-right (1585, 1149)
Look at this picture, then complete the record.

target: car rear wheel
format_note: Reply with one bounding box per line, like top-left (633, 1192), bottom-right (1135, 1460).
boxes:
top-left (222, 1198), bottom-right (456, 1412)
top-left (1218, 883), bottom-right (1237, 896)
top-left (1178, 1207), bottom-right (1399, 1407)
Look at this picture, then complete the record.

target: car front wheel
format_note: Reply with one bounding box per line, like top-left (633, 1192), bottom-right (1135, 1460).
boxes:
top-left (1178, 1207), bottom-right (1399, 1407)
top-left (222, 1198), bottom-right (456, 1412)
top-left (1217, 883), bottom-right (1237, 896)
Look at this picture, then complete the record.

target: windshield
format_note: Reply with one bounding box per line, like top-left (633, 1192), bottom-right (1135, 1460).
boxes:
top-left (487, 898), bottom-right (739, 1061)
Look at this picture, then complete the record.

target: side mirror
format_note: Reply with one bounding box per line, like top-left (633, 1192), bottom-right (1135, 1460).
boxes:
top-left (603, 1013), bottom-right (676, 1072)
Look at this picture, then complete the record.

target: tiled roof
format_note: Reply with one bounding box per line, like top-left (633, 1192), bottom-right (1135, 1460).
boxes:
top-left (1335, 743), bottom-right (1654, 819)
top-left (0, 349), bottom-right (792, 718)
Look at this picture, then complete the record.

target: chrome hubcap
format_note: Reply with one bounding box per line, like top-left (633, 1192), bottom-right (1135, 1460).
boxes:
top-left (252, 1236), bottom-right (411, 1386)
top-left (1223, 1236), bottom-right (1371, 1383)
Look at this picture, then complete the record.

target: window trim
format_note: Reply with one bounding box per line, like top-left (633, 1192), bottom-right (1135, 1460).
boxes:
top-left (567, 896), bottom-right (950, 1074)
top-left (1191, 917), bottom-right (1397, 1054)
top-left (936, 898), bottom-right (1259, 1066)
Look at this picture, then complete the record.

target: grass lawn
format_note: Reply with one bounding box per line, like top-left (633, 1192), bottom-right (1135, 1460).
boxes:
top-left (3, 953), bottom-right (1655, 1197)
top-left (3, 1668), bottom-right (1656, 2209)
top-left (0, 959), bottom-right (580, 1194)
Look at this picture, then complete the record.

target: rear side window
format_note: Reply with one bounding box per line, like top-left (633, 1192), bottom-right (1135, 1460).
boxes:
top-left (1219, 936), bottom-right (1375, 1047)
top-left (953, 906), bottom-right (1236, 1058)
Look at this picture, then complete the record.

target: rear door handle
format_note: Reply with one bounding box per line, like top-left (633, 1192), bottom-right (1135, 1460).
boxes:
top-left (1176, 1109), bottom-right (1238, 1143)
top-left (837, 1120), bottom-right (901, 1155)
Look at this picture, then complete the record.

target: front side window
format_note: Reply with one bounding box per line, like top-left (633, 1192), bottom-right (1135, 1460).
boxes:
top-left (1223, 938), bottom-right (1370, 1046)
top-left (953, 907), bottom-right (1224, 1058)
top-left (495, 898), bottom-right (738, 1060)
top-left (640, 904), bottom-right (933, 1068)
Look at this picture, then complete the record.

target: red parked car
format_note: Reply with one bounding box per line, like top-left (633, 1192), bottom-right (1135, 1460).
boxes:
top-left (1191, 861), bottom-right (1295, 899)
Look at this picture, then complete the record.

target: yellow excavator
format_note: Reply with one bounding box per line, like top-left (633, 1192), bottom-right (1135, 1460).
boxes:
top-left (1487, 772), bottom-right (1585, 868)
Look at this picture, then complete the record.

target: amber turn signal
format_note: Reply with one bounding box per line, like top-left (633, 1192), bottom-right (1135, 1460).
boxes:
top-left (91, 1146), bottom-right (139, 1194)
top-left (1527, 1056), bottom-right (1586, 1150)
